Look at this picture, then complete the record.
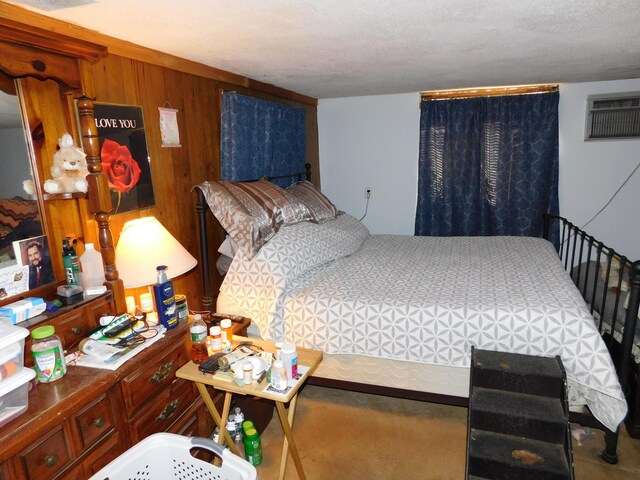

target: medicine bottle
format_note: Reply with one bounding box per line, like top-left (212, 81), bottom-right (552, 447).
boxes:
top-left (243, 360), bottom-right (254, 385)
top-left (280, 343), bottom-right (298, 386)
top-left (190, 314), bottom-right (208, 364)
top-left (270, 359), bottom-right (287, 390)
top-left (220, 318), bottom-right (233, 352)
top-left (209, 325), bottom-right (222, 352)
top-left (31, 326), bottom-right (67, 383)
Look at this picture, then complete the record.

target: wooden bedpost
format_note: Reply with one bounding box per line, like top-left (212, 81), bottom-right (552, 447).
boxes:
top-left (77, 96), bottom-right (126, 312)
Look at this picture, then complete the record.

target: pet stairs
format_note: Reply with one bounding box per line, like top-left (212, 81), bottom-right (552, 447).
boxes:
top-left (466, 348), bottom-right (574, 480)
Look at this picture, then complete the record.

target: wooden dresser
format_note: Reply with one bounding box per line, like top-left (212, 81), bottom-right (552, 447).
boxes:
top-left (0, 295), bottom-right (250, 480)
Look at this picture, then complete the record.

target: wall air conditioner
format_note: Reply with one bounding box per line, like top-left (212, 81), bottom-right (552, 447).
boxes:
top-left (585, 92), bottom-right (640, 140)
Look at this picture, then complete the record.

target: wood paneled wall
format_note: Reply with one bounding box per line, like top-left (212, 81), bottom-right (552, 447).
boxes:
top-left (82, 56), bottom-right (320, 311)
top-left (1, 2), bottom-right (319, 311)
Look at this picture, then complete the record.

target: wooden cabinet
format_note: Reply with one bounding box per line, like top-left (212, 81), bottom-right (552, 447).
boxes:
top-left (0, 312), bottom-right (251, 479)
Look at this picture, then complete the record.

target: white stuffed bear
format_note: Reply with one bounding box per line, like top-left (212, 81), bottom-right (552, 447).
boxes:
top-left (43, 133), bottom-right (89, 194)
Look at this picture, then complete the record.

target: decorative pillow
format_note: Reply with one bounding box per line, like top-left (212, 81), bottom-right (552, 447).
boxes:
top-left (195, 181), bottom-right (276, 259)
top-left (223, 179), bottom-right (301, 229)
top-left (286, 181), bottom-right (338, 222)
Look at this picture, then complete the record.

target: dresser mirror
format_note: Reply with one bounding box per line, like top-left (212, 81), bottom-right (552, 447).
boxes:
top-left (0, 74), bottom-right (54, 299)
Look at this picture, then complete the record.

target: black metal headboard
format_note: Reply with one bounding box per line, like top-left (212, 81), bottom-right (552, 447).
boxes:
top-left (195, 163), bottom-right (312, 309)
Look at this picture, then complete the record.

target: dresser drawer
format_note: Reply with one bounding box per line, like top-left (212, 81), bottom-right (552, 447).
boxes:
top-left (55, 310), bottom-right (90, 350)
top-left (81, 434), bottom-right (122, 478)
top-left (19, 425), bottom-right (73, 480)
top-left (129, 378), bottom-right (196, 442)
top-left (73, 393), bottom-right (114, 451)
top-left (121, 342), bottom-right (189, 416)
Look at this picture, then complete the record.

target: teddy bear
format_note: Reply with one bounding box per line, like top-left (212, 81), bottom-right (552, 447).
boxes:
top-left (42, 133), bottom-right (89, 194)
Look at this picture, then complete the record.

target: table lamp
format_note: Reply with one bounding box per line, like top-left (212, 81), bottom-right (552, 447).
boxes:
top-left (115, 216), bottom-right (197, 315)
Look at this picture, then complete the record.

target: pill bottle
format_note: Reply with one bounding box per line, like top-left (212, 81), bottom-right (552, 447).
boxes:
top-left (280, 343), bottom-right (298, 386)
top-left (243, 360), bottom-right (253, 385)
top-left (270, 359), bottom-right (287, 390)
top-left (220, 319), bottom-right (233, 352)
top-left (31, 326), bottom-right (67, 383)
top-left (209, 325), bottom-right (222, 352)
top-left (274, 341), bottom-right (283, 360)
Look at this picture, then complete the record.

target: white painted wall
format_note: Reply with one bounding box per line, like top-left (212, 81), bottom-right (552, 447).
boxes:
top-left (318, 78), bottom-right (640, 259)
top-left (318, 93), bottom-right (420, 235)
top-left (559, 79), bottom-right (640, 260)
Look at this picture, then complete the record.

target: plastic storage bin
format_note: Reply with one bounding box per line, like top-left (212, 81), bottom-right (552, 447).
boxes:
top-left (90, 433), bottom-right (257, 480)
top-left (0, 323), bottom-right (29, 381)
top-left (0, 367), bottom-right (35, 428)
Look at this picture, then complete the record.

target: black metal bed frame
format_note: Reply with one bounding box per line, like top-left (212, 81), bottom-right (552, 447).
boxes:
top-left (544, 214), bottom-right (640, 463)
top-left (193, 173), bottom-right (639, 464)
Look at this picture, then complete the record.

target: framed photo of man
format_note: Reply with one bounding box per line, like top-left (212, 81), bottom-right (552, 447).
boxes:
top-left (13, 235), bottom-right (55, 289)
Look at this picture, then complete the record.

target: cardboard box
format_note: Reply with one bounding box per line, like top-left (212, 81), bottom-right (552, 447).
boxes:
top-left (0, 297), bottom-right (46, 324)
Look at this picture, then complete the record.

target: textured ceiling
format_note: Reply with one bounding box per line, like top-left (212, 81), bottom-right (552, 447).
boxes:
top-left (5, 0), bottom-right (640, 99)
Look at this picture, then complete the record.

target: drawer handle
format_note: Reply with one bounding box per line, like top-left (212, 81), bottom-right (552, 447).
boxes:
top-left (149, 360), bottom-right (175, 383)
top-left (157, 398), bottom-right (180, 422)
top-left (71, 326), bottom-right (82, 335)
top-left (93, 416), bottom-right (106, 428)
top-left (45, 454), bottom-right (59, 468)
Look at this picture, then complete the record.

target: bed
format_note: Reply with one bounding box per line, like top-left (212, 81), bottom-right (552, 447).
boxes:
top-left (194, 170), bottom-right (640, 464)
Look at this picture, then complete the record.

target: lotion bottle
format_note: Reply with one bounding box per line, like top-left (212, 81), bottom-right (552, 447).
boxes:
top-left (153, 265), bottom-right (178, 330)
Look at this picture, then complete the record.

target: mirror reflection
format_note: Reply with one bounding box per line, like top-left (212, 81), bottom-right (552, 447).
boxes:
top-left (0, 87), bottom-right (50, 298)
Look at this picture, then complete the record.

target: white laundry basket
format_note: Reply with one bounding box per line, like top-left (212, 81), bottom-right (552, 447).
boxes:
top-left (90, 433), bottom-right (257, 480)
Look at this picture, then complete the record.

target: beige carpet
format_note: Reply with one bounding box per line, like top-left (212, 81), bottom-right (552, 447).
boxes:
top-left (253, 385), bottom-right (640, 479)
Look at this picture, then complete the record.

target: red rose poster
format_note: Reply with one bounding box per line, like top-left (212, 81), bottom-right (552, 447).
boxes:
top-left (93, 103), bottom-right (155, 214)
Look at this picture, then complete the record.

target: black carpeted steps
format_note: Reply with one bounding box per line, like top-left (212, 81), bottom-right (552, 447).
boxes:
top-left (466, 348), bottom-right (574, 480)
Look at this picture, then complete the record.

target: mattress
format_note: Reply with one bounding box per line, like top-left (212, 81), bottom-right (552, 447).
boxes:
top-left (218, 291), bottom-right (471, 398)
top-left (218, 214), bottom-right (627, 431)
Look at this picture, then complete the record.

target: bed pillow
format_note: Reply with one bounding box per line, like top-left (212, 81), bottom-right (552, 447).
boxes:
top-left (220, 213), bottom-right (370, 339)
top-left (224, 178), bottom-right (300, 229)
top-left (195, 181), bottom-right (276, 259)
top-left (286, 181), bottom-right (338, 222)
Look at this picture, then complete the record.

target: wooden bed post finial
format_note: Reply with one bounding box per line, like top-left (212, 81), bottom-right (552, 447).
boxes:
top-left (77, 96), bottom-right (126, 312)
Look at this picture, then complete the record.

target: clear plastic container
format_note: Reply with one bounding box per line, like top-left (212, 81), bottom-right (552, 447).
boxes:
top-left (80, 243), bottom-right (105, 290)
top-left (0, 367), bottom-right (35, 428)
top-left (0, 323), bottom-right (29, 382)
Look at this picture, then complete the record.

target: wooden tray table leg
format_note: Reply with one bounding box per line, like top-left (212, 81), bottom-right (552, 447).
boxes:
top-left (276, 396), bottom-right (305, 480)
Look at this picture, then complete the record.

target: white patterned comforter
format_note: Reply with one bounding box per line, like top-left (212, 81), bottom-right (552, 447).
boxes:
top-left (220, 214), bottom-right (627, 431)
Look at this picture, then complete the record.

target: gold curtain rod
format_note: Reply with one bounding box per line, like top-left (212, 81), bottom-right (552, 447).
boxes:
top-left (421, 84), bottom-right (559, 101)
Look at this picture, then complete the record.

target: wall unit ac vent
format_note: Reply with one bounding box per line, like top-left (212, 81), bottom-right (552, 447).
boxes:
top-left (585, 92), bottom-right (640, 140)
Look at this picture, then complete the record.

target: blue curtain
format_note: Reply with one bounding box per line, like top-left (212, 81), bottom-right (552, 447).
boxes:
top-left (221, 92), bottom-right (306, 187)
top-left (415, 92), bottom-right (559, 242)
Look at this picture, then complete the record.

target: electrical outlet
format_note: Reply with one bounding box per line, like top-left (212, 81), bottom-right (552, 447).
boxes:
top-left (365, 187), bottom-right (372, 198)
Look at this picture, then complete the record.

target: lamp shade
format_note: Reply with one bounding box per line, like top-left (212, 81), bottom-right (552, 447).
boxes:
top-left (115, 216), bottom-right (198, 288)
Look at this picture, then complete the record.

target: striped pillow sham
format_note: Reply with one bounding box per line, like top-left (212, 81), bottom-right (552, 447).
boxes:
top-left (286, 181), bottom-right (338, 222)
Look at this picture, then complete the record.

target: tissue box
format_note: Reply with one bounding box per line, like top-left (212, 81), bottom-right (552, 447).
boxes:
top-left (0, 297), bottom-right (46, 325)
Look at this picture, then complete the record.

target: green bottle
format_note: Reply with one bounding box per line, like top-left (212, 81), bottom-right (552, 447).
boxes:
top-left (243, 428), bottom-right (263, 465)
top-left (62, 237), bottom-right (80, 286)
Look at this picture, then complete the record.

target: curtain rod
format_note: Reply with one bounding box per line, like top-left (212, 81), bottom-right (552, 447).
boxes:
top-left (421, 84), bottom-right (559, 101)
